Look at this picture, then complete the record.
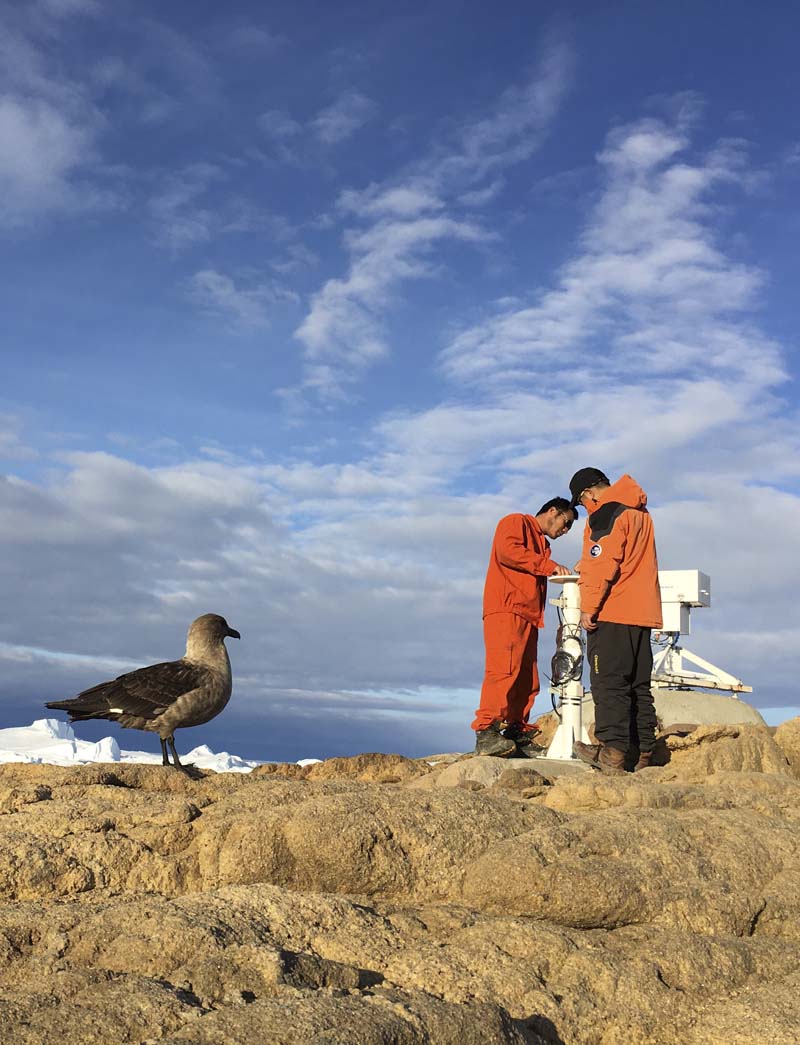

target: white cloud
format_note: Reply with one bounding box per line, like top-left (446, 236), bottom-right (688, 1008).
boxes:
top-left (270, 241), bottom-right (320, 274)
top-left (147, 162), bottom-right (221, 250)
top-left (0, 415), bottom-right (38, 461)
top-left (0, 450), bottom-right (486, 706)
top-left (0, 10), bottom-right (119, 226)
top-left (225, 26), bottom-right (285, 55)
top-left (146, 164), bottom-right (288, 254)
top-left (292, 41), bottom-right (573, 400)
top-left (458, 179), bottom-right (505, 207)
top-left (294, 216), bottom-right (487, 398)
top-left (337, 183), bottom-right (444, 219)
top-left (92, 55), bottom-right (181, 126)
top-left (440, 118), bottom-right (783, 400)
top-left (137, 19), bottom-right (217, 101)
top-left (34, 0), bottom-right (100, 17)
top-left (257, 90), bottom-right (375, 166)
top-left (311, 89), bottom-right (376, 145)
top-left (257, 109), bottom-right (305, 165)
top-left (3, 365), bottom-right (798, 760)
top-left (434, 40), bottom-right (573, 189)
top-left (259, 109), bottom-right (303, 140)
top-left (0, 96), bottom-right (105, 225)
top-left (187, 269), bottom-right (298, 329)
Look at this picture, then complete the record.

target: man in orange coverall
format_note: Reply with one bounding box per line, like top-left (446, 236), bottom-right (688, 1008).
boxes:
top-left (567, 468), bottom-right (662, 774)
top-left (472, 497), bottom-right (576, 757)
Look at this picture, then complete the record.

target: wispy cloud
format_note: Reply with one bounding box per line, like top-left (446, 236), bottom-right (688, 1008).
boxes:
top-left (430, 40), bottom-right (574, 190)
top-left (337, 184), bottom-right (444, 219)
top-left (187, 269), bottom-right (298, 329)
top-left (440, 118), bottom-right (782, 399)
top-left (0, 415), bottom-right (38, 461)
top-left (224, 25), bottom-right (286, 56)
top-left (92, 55), bottom-right (181, 126)
top-left (258, 88), bottom-right (376, 166)
top-left (0, 96), bottom-right (99, 225)
top-left (34, 0), bottom-right (100, 17)
top-left (147, 162), bottom-right (222, 250)
top-left (0, 9), bottom-right (114, 225)
top-left (270, 241), bottom-right (320, 274)
top-left (292, 40), bottom-right (574, 401)
top-left (257, 109), bottom-right (304, 164)
top-left (87, 14), bottom-right (222, 131)
top-left (294, 216), bottom-right (488, 399)
top-left (136, 17), bottom-right (218, 103)
top-left (147, 162), bottom-right (292, 253)
top-left (311, 89), bottom-right (376, 145)
top-left (259, 109), bottom-right (303, 140)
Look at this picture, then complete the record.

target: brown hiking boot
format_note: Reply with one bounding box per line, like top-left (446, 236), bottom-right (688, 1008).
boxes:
top-left (573, 741), bottom-right (601, 765)
top-left (573, 741), bottom-right (626, 774)
top-left (634, 751), bottom-right (653, 772)
top-left (474, 721), bottom-right (517, 757)
top-left (597, 746), bottom-right (625, 774)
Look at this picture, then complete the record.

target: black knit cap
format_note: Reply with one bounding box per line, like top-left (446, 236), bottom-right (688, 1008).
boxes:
top-left (569, 467), bottom-right (609, 507)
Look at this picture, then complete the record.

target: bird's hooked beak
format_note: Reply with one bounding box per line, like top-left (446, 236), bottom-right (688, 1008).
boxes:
top-left (227, 627), bottom-right (241, 640)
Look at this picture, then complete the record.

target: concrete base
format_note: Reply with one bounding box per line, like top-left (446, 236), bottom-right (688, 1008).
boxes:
top-left (650, 689), bottom-right (765, 726)
top-left (502, 755), bottom-right (591, 778)
top-left (573, 689), bottom-right (767, 730)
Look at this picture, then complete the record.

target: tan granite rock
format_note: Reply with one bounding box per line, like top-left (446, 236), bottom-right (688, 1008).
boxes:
top-left (252, 752), bottom-right (431, 785)
top-left (305, 752), bottom-right (430, 784)
top-left (415, 754), bottom-right (509, 790)
top-left (658, 723), bottom-right (790, 780)
top-left (774, 716), bottom-right (800, 779)
top-left (0, 722), bottom-right (798, 1044)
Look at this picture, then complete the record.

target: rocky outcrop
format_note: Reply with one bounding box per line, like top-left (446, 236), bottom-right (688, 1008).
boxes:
top-left (252, 751), bottom-right (429, 784)
top-left (0, 734), bottom-right (798, 1043)
top-left (658, 723), bottom-right (790, 780)
top-left (774, 716), bottom-right (800, 779)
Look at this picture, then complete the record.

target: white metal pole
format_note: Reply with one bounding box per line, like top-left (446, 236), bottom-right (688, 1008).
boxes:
top-left (545, 575), bottom-right (590, 761)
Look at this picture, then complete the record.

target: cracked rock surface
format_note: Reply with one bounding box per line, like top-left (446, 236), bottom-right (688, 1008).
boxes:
top-left (0, 720), bottom-right (798, 1043)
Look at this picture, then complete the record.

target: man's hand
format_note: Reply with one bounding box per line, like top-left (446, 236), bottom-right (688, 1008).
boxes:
top-left (551, 563), bottom-right (571, 577)
top-left (572, 561), bottom-right (581, 574)
top-left (580, 612), bottom-right (598, 631)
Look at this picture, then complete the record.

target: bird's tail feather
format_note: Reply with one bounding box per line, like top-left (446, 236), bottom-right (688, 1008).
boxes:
top-left (45, 696), bottom-right (113, 722)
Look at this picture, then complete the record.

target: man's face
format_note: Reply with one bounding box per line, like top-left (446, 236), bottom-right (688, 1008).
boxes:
top-left (540, 507), bottom-right (574, 539)
top-left (577, 485), bottom-right (602, 512)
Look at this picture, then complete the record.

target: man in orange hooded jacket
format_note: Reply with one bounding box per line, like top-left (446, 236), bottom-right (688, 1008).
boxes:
top-left (568, 468), bottom-right (662, 774)
top-left (472, 497), bottom-right (575, 757)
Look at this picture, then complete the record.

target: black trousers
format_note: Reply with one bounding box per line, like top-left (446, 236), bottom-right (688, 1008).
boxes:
top-left (587, 622), bottom-right (657, 753)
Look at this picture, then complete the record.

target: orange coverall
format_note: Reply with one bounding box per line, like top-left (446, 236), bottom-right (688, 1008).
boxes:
top-left (576, 474), bottom-right (662, 753)
top-left (471, 513), bottom-right (558, 732)
top-left (577, 475), bottom-right (662, 627)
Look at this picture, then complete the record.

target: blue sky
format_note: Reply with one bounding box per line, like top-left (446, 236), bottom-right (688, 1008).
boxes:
top-left (1, 0), bottom-right (798, 761)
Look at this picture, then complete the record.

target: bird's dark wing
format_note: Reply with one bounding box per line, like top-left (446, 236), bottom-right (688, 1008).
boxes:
top-left (46, 659), bottom-right (214, 723)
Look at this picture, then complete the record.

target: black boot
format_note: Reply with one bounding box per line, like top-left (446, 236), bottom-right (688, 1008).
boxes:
top-left (474, 721), bottom-right (517, 757)
top-left (503, 724), bottom-right (545, 757)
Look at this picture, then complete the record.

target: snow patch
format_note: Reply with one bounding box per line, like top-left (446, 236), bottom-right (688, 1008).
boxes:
top-left (31, 718), bottom-right (75, 740)
top-left (0, 721), bottom-right (320, 773)
top-left (87, 736), bottom-right (121, 762)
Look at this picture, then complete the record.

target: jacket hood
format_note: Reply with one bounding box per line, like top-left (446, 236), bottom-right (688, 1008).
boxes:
top-left (598, 474), bottom-right (648, 509)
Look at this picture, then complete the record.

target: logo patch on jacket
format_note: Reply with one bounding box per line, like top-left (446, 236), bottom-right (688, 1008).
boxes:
top-left (590, 543), bottom-right (602, 557)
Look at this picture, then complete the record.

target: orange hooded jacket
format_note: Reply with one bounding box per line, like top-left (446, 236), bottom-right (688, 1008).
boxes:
top-left (578, 475), bottom-right (662, 627)
top-left (483, 513), bottom-right (557, 628)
